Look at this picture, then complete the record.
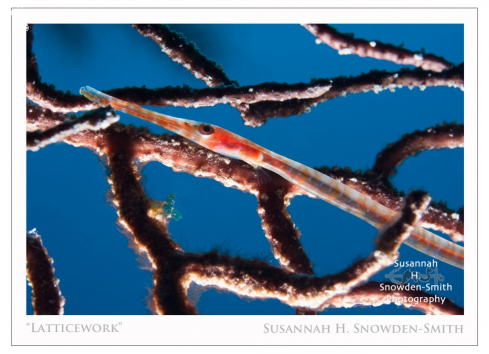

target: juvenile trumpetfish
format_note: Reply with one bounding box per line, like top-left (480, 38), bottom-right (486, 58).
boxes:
top-left (80, 86), bottom-right (464, 269)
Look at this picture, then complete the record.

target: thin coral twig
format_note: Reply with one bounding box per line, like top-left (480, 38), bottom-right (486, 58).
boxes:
top-left (26, 107), bottom-right (119, 152)
top-left (372, 122), bottom-right (464, 180)
top-left (132, 24), bottom-right (237, 87)
top-left (238, 65), bottom-right (464, 126)
top-left (302, 24), bottom-right (454, 72)
top-left (26, 230), bottom-right (65, 315)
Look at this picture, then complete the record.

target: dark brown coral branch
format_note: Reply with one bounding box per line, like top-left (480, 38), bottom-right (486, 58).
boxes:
top-left (303, 24), bottom-right (453, 72)
top-left (26, 230), bottom-right (65, 315)
top-left (105, 66), bottom-right (462, 128)
top-left (422, 201), bottom-right (464, 243)
top-left (132, 24), bottom-right (237, 88)
top-left (102, 126), bottom-right (198, 315)
top-left (256, 187), bottom-right (313, 275)
top-left (102, 80), bottom-right (332, 108)
top-left (256, 183), bottom-right (317, 315)
top-left (376, 190), bottom-right (431, 256)
top-left (373, 122), bottom-right (464, 180)
top-left (323, 281), bottom-right (464, 315)
top-left (238, 64), bottom-right (464, 126)
top-left (27, 102), bottom-right (70, 131)
top-left (26, 107), bottom-right (119, 151)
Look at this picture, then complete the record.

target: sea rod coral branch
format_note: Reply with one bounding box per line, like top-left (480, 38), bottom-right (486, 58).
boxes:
top-left (106, 66), bottom-right (462, 127)
top-left (256, 187), bottom-right (313, 274)
top-left (302, 24), bottom-right (453, 72)
top-left (26, 107), bottom-right (119, 152)
top-left (181, 191), bottom-right (431, 311)
top-left (103, 80), bottom-right (332, 108)
top-left (102, 126), bottom-right (198, 315)
top-left (26, 102), bottom-right (70, 131)
top-left (132, 24), bottom-right (237, 88)
top-left (239, 65), bottom-right (464, 126)
top-left (256, 185), bottom-right (317, 315)
top-left (372, 122), bottom-right (464, 181)
top-left (26, 230), bottom-right (65, 315)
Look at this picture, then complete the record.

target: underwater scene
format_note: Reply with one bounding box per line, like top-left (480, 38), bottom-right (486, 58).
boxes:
top-left (26, 24), bottom-right (464, 315)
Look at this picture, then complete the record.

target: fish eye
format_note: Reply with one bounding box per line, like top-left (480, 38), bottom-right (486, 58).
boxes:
top-left (198, 123), bottom-right (215, 136)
